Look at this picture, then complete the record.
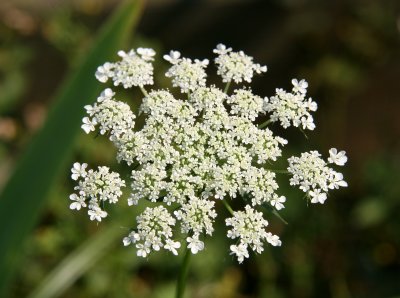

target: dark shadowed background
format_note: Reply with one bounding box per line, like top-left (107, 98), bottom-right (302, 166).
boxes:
top-left (0, 0), bottom-right (399, 297)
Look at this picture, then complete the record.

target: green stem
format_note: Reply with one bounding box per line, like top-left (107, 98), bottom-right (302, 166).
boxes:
top-left (176, 247), bottom-right (192, 298)
top-left (271, 209), bottom-right (288, 225)
top-left (139, 86), bottom-right (148, 97)
top-left (300, 128), bottom-right (308, 139)
top-left (222, 199), bottom-right (234, 215)
top-left (263, 203), bottom-right (288, 225)
top-left (258, 119), bottom-right (272, 129)
top-left (223, 81), bottom-right (231, 94)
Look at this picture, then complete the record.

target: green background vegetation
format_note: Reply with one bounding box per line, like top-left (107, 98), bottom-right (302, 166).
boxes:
top-left (0, 0), bottom-right (399, 297)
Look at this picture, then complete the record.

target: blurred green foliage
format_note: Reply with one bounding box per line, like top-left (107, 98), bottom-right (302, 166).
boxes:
top-left (0, 45), bottom-right (32, 113)
top-left (0, 0), bottom-right (399, 297)
top-left (0, 0), bottom-right (144, 296)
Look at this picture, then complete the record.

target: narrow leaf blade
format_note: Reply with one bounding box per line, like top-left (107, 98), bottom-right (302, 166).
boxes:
top-left (0, 0), bottom-right (144, 295)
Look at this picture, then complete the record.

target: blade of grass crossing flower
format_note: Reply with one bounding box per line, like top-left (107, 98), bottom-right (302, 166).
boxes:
top-left (0, 0), bottom-right (145, 295)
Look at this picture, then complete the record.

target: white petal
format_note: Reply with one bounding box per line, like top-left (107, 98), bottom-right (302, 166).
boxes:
top-left (70, 202), bottom-right (81, 210)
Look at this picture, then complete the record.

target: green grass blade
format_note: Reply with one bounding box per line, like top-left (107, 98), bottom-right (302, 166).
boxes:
top-left (28, 225), bottom-right (126, 298)
top-left (0, 0), bottom-right (145, 295)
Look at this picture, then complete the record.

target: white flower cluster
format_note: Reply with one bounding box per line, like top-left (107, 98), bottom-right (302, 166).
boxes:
top-left (164, 51), bottom-right (209, 93)
top-left (174, 197), bottom-right (217, 254)
top-left (214, 44), bottom-right (267, 83)
top-left (95, 48), bottom-right (155, 88)
top-left (69, 44), bottom-right (348, 263)
top-left (226, 205), bottom-right (281, 263)
top-left (287, 148), bottom-right (348, 204)
top-left (69, 163), bottom-right (125, 222)
top-left (264, 79), bottom-right (317, 130)
top-left (82, 88), bottom-right (136, 142)
top-left (123, 206), bottom-right (181, 257)
top-left (227, 89), bottom-right (264, 121)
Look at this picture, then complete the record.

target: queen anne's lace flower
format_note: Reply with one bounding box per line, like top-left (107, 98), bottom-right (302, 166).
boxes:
top-left (137, 47), bottom-right (156, 61)
top-left (69, 165), bottom-right (125, 222)
top-left (123, 231), bottom-right (140, 246)
top-left (70, 45), bottom-right (347, 262)
top-left (174, 197), bottom-right (217, 253)
top-left (95, 49), bottom-right (154, 88)
top-left (287, 149), bottom-right (348, 204)
top-left (187, 235), bottom-right (205, 254)
top-left (214, 43), bottom-right (267, 83)
top-left (189, 86), bottom-right (226, 112)
top-left (291, 78), bottom-right (308, 94)
top-left (81, 117), bottom-right (97, 134)
top-left (227, 88), bottom-right (264, 121)
top-left (241, 167), bottom-right (283, 207)
top-left (83, 88), bottom-right (136, 142)
top-left (226, 205), bottom-right (281, 263)
top-left (328, 148), bottom-right (348, 166)
top-left (264, 79), bottom-right (317, 130)
top-left (123, 206), bottom-right (181, 257)
top-left (69, 193), bottom-right (86, 210)
top-left (174, 197), bottom-right (217, 234)
top-left (71, 162), bottom-right (88, 181)
top-left (140, 90), bottom-right (182, 117)
top-left (164, 50), bottom-right (209, 93)
top-left (270, 195), bottom-right (286, 210)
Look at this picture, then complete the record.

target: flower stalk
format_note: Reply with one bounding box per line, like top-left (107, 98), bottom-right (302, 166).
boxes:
top-left (258, 119), bottom-right (272, 129)
top-left (140, 86), bottom-right (148, 97)
top-left (222, 199), bottom-right (234, 215)
top-left (223, 80), bottom-right (231, 94)
top-left (176, 247), bottom-right (192, 298)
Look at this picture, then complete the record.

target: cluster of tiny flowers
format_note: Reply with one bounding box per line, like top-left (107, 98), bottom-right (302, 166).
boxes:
top-left (226, 205), bottom-right (281, 263)
top-left (264, 79), bottom-right (317, 130)
top-left (214, 44), bottom-right (267, 83)
top-left (69, 44), bottom-right (348, 263)
top-left (69, 163), bottom-right (125, 222)
top-left (227, 89), bottom-right (264, 121)
top-left (287, 148), bottom-right (348, 204)
top-left (164, 51), bottom-right (209, 93)
top-left (174, 197), bottom-right (217, 254)
top-left (82, 88), bottom-right (136, 142)
top-left (95, 48), bottom-right (155, 88)
top-left (123, 206), bottom-right (181, 257)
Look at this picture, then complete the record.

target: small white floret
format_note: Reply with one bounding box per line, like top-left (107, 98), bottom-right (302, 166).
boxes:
top-left (69, 193), bottom-right (86, 210)
top-left (71, 162), bottom-right (88, 180)
top-left (329, 172), bottom-right (348, 189)
top-left (88, 206), bottom-right (108, 221)
top-left (230, 244), bottom-right (249, 263)
top-left (165, 239), bottom-right (181, 255)
top-left (136, 243), bottom-right (150, 258)
top-left (123, 232), bottom-right (139, 246)
top-left (292, 78), bottom-right (308, 94)
top-left (187, 236), bottom-right (204, 254)
top-left (97, 88), bottom-right (115, 102)
top-left (266, 233), bottom-right (282, 246)
top-left (95, 62), bottom-right (114, 83)
top-left (328, 148), bottom-right (347, 166)
top-left (309, 189), bottom-right (327, 204)
top-left (137, 47), bottom-right (156, 61)
top-left (213, 43), bottom-right (231, 55)
top-left (163, 50), bottom-right (181, 64)
top-left (270, 196), bottom-right (286, 210)
top-left (81, 117), bottom-right (97, 134)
